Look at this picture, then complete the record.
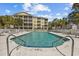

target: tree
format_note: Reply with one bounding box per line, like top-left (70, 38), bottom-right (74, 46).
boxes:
top-left (72, 3), bottom-right (79, 12)
top-left (48, 18), bottom-right (68, 29)
top-left (0, 16), bottom-right (5, 28)
top-left (14, 17), bottom-right (23, 26)
top-left (0, 15), bottom-right (23, 29)
top-left (48, 21), bottom-right (52, 30)
top-left (2, 15), bottom-right (16, 28)
top-left (68, 3), bottom-right (79, 25)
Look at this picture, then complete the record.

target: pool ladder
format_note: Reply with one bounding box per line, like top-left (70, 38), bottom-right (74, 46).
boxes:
top-left (6, 34), bottom-right (74, 56)
top-left (6, 34), bottom-right (26, 56)
top-left (52, 36), bottom-right (74, 56)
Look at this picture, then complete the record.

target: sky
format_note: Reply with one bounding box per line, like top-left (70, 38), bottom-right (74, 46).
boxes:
top-left (0, 3), bottom-right (73, 21)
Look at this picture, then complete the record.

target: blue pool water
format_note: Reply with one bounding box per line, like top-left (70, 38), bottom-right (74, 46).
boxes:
top-left (11, 32), bottom-right (69, 48)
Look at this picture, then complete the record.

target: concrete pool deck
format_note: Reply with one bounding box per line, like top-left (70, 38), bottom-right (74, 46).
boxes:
top-left (0, 31), bottom-right (79, 56)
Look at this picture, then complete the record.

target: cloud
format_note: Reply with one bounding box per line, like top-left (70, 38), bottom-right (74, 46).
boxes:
top-left (22, 3), bottom-right (51, 13)
top-left (64, 12), bottom-right (68, 16)
top-left (37, 13), bottom-right (66, 21)
top-left (69, 3), bottom-right (73, 7)
top-left (56, 13), bottom-right (61, 16)
top-left (22, 3), bottom-right (32, 11)
top-left (66, 3), bottom-right (73, 7)
top-left (28, 11), bottom-right (37, 15)
top-left (52, 16), bottom-right (63, 20)
top-left (33, 4), bottom-right (51, 12)
top-left (13, 5), bottom-right (18, 8)
top-left (23, 3), bottom-right (32, 8)
top-left (5, 9), bottom-right (11, 14)
top-left (38, 13), bottom-right (63, 21)
top-left (64, 7), bottom-right (70, 11)
top-left (38, 14), bottom-right (52, 18)
top-left (37, 14), bottom-right (53, 21)
top-left (56, 16), bottom-right (62, 19)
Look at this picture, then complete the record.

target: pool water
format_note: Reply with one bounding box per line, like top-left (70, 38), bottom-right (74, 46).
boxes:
top-left (11, 32), bottom-right (69, 48)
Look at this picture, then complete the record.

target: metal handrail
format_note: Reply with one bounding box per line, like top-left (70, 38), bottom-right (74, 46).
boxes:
top-left (9, 45), bottom-right (21, 56)
top-left (52, 36), bottom-right (74, 56)
top-left (55, 47), bottom-right (66, 56)
top-left (6, 34), bottom-right (25, 56)
top-left (52, 37), bottom-right (66, 56)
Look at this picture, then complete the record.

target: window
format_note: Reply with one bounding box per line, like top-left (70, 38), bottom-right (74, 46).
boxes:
top-left (19, 16), bottom-right (23, 17)
top-left (24, 27), bottom-right (27, 29)
top-left (20, 27), bottom-right (23, 29)
top-left (24, 16), bottom-right (27, 18)
top-left (37, 17), bottom-right (41, 19)
top-left (29, 27), bottom-right (32, 29)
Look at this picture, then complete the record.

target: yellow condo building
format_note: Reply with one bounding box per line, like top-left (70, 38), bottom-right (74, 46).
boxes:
top-left (13, 12), bottom-right (48, 31)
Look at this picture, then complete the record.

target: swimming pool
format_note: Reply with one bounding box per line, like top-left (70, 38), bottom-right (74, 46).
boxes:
top-left (11, 32), bottom-right (69, 48)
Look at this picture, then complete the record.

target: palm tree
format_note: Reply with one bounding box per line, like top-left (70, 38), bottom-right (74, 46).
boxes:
top-left (14, 17), bottom-right (23, 29)
top-left (2, 15), bottom-right (16, 29)
top-left (0, 15), bottom-right (23, 30)
top-left (0, 16), bottom-right (5, 28)
top-left (72, 3), bottom-right (79, 12)
top-left (68, 3), bottom-right (79, 25)
top-left (48, 22), bottom-right (52, 30)
top-left (49, 18), bottom-right (68, 29)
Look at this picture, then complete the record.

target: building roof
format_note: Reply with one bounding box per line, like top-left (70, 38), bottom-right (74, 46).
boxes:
top-left (14, 12), bottom-right (32, 16)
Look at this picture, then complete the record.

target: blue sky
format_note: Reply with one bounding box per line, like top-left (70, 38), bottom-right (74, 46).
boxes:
top-left (0, 3), bottom-right (73, 21)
